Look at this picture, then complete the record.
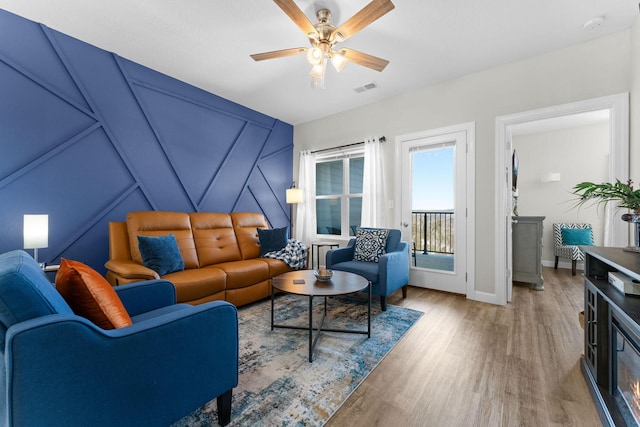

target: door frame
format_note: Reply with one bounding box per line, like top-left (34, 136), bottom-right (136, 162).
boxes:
top-left (395, 122), bottom-right (476, 298)
top-left (495, 93), bottom-right (629, 305)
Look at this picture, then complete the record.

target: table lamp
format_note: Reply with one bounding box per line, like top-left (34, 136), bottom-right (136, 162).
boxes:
top-left (23, 214), bottom-right (48, 267)
top-left (286, 183), bottom-right (303, 237)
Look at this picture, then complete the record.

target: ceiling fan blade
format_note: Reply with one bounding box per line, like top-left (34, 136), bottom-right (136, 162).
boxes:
top-left (332, 0), bottom-right (395, 43)
top-left (273, 0), bottom-right (318, 37)
top-left (340, 48), bottom-right (389, 72)
top-left (250, 47), bottom-right (306, 61)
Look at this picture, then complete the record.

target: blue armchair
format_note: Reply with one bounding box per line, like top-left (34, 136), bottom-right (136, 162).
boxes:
top-left (326, 229), bottom-right (409, 311)
top-left (0, 250), bottom-right (238, 427)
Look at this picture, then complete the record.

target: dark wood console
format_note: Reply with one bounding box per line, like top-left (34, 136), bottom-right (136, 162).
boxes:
top-left (583, 247), bottom-right (640, 426)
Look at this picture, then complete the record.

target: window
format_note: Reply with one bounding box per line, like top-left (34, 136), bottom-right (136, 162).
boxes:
top-left (315, 153), bottom-right (364, 237)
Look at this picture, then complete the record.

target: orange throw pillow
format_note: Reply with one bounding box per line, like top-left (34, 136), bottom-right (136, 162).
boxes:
top-left (56, 259), bottom-right (132, 329)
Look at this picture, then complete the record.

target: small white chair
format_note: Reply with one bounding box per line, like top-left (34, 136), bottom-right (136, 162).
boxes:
top-left (553, 223), bottom-right (594, 276)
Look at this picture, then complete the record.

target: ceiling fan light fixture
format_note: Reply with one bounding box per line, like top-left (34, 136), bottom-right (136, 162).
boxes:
top-left (310, 58), bottom-right (326, 89)
top-left (309, 60), bottom-right (326, 79)
top-left (252, 0), bottom-right (395, 87)
top-left (306, 47), bottom-right (323, 65)
top-left (330, 51), bottom-right (348, 72)
top-left (310, 76), bottom-right (325, 89)
top-left (331, 32), bottom-right (344, 43)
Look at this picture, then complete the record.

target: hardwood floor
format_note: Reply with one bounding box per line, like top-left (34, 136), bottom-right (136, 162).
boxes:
top-left (326, 267), bottom-right (602, 427)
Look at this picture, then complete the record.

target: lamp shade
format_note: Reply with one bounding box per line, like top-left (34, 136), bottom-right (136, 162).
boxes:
top-left (330, 51), bottom-right (347, 72)
top-left (23, 214), bottom-right (48, 249)
top-left (286, 188), bottom-right (303, 204)
top-left (306, 47), bottom-right (323, 65)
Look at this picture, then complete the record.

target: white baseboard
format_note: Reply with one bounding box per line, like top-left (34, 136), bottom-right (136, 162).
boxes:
top-left (468, 290), bottom-right (499, 305)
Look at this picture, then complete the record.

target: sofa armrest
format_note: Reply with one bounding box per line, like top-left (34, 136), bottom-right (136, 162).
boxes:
top-left (326, 239), bottom-right (356, 267)
top-left (6, 301), bottom-right (239, 427)
top-left (115, 280), bottom-right (176, 316)
top-left (104, 260), bottom-right (159, 281)
top-left (378, 241), bottom-right (410, 292)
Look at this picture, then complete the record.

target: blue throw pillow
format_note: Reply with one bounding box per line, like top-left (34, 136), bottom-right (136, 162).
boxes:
top-left (561, 228), bottom-right (593, 246)
top-left (258, 227), bottom-right (288, 257)
top-left (354, 228), bottom-right (389, 262)
top-left (137, 234), bottom-right (185, 276)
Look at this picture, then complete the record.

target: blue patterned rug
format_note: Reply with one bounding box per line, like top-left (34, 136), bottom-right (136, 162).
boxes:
top-left (173, 293), bottom-right (423, 426)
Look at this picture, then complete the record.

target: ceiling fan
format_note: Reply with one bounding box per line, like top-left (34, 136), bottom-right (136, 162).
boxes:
top-left (250, 0), bottom-right (395, 88)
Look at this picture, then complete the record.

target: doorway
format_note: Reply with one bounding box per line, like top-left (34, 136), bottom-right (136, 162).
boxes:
top-left (496, 93), bottom-right (629, 304)
top-left (396, 122), bottom-right (475, 296)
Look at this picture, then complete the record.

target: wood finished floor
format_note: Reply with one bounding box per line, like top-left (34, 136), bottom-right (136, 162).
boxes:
top-left (326, 267), bottom-right (602, 427)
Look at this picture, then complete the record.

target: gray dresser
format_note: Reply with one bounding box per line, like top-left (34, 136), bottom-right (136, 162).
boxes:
top-left (512, 216), bottom-right (545, 290)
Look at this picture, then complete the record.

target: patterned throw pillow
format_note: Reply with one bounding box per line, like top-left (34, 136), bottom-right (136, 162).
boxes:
top-left (353, 228), bottom-right (389, 262)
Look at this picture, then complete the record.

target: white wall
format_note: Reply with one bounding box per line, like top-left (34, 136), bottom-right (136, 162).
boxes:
top-left (294, 30), bottom-right (632, 302)
top-left (632, 15), bottom-right (640, 180)
top-left (512, 123), bottom-right (609, 267)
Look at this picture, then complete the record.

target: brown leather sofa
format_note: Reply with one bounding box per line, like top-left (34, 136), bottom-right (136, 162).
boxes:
top-left (105, 211), bottom-right (294, 307)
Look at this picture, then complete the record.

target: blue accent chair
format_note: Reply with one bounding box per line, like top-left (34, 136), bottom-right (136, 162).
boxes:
top-left (0, 250), bottom-right (238, 427)
top-left (326, 229), bottom-right (409, 311)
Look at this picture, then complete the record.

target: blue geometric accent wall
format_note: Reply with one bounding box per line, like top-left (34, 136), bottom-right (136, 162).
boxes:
top-left (0, 9), bottom-right (293, 274)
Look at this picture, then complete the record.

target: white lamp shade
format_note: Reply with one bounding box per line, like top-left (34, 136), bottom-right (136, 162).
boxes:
top-left (330, 51), bottom-right (348, 72)
top-left (286, 188), bottom-right (303, 204)
top-left (306, 47), bottom-right (323, 65)
top-left (23, 214), bottom-right (48, 249)
top-left (310, 63), bottom-right (325, 79)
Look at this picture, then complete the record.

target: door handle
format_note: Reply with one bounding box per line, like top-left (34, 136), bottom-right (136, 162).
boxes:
top-left (402, 222), bottom-right (409, 228)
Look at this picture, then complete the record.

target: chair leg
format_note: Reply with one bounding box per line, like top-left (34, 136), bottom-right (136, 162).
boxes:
top-left (380, 296), bottom-right (387, 311)
top-left (217, 389), bottom-right (233, 426)
top-left (554, 256), bottom-right (559, 270)
top-left (402, 285), bottom-right (408, 299)
top-left (572, 260), bottom-right (577, 276)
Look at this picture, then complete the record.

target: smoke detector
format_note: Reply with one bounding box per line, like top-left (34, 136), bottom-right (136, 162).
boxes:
top-left (583, 16), bottom-right (605, 31)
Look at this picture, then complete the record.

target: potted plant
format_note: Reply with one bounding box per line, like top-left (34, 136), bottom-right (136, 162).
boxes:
top-left (572, 179), bottom-right (640, 251)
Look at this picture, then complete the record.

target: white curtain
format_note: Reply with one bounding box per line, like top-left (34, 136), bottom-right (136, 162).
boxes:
top-left (294, 150), bottom-right (316, 246)
top-left (361, 136), bottom-right (386, 227)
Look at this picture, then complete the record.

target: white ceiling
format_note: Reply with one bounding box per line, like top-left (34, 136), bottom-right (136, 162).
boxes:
top-left (0, 1), bottom-right (637, 125)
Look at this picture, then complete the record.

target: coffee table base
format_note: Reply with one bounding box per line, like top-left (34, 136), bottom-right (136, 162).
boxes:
top-left (271, 283), bottom-right (371, 362)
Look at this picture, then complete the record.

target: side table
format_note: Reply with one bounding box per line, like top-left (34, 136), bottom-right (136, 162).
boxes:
top-left (43, 264), bottom-right (60, 282)
top-left (311, 242), bottom-right (339, 270)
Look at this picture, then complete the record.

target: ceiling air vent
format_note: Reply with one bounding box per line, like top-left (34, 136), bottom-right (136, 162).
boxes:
top-left (354, 82), bottom-right (379, 93)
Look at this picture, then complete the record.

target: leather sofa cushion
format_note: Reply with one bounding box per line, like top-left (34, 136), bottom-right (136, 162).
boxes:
top-left (190, 213), bottom-right (242, 266)
top-left (127, 212), bottom-right (198, 269)
top-left (231, 212), bottom-right (266, 260)
top-left (162, 267), bottom-right (226, 303)
top-left (260, 257), bottom-right (291, 277)
top-left (213, 260), bottom-right (269, 290)
top-left (226, 280), bottom-right (270, 307)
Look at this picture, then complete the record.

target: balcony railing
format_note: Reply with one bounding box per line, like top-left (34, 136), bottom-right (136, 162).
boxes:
top-left (411, 210), bottom-right (454, 255)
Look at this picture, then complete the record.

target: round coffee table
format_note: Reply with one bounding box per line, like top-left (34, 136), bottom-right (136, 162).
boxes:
top-left (271, 270), bottom-right (371, 362)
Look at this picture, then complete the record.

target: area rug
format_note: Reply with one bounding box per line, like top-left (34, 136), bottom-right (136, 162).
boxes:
top-left (173, 293), bottom-right (423, 426)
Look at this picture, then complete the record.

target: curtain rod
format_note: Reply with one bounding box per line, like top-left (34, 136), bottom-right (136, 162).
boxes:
top-left (310, 136), bottom-right (386, 154)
